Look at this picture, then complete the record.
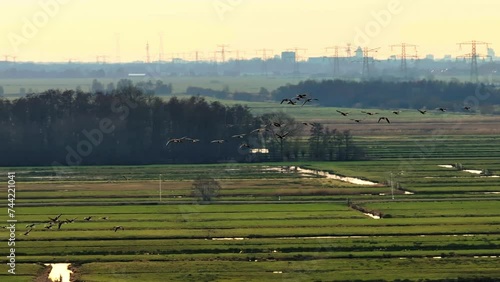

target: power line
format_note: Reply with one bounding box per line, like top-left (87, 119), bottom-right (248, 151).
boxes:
top-left (326, 45), bottom-right (349, 76)
top-left (362, 47), bottom-right (379, 79)
top-left (457, 40), bottom-right (491, 82)
top-left (256, 48), bottom-right (273, 76)
top-left (216, 44), bottom-right (230, 63)
top-left (390, 43), bottom-right (418, 78)
top-left (146, 42), bottom-right (151, 64)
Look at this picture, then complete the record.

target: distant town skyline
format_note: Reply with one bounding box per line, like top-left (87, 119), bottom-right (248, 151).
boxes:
top-left (1, 0), bottom-right (499, 63)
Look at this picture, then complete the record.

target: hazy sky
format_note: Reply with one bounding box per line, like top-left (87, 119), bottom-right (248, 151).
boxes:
top-left (1, 0), bottom-right (499, 62)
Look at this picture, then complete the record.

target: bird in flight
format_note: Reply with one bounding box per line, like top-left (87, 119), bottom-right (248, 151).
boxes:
top-left (83, 216), bottom-right (93, 221)
top-left (378, 117), bottom-right (390, 124)
top-left (65, 217), bottom-right (77, 223)
top-left (302, 122), bottom-right (313, 126)
top-left (295, 93), bottom-right (308, 100)
top-left (239, 143), bottom-right (251, 149)
top-left (280, 98), bottom-right (296, 105)
top-left (361, 111), bottom-right (378, 115)
top-left (250, 128), bottom-right (270, 134)
top-left (24, 228), bottom-right (33, 236)
top-left (336, 110), bottom-right (349, 116)
top-left (48, 214), bottom-right (62, 222)
top-left (58, 221), bottom-right (67, 230)
top-left (100, 217), bottom-right (109, 220)
top-left (270, 122), bottom-right (285, 127)
top-left (181, 137), bottom-right (200, 143)
top-left (113, 226), bottom-right (124, 232)
top-left (350, 119), bottom-right (363, 123)
top-left (392, 110), bottom-right (401, 115)
top-left (437, 107), bottom-right (446, 112)
top-left (301, 98), bottom-right (318, 106)
top-left (210, 139), bottom-right (225, 144)
top-left (418, 109), bottom-right (427, 114)
top-left (166, 138), bottom-right (183, 146)
top-left (463, 106), bottom-right (471, 111)
top-left (26, 223), bottom-right (36, 229)
top-left (275, 132), bottom-right (289, 140)
top-left (231, 134), bottom-right (246, 139)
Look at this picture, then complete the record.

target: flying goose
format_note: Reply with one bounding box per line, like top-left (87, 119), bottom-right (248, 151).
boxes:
top-left (280, 98), bottom-right (296, 105)
top-left (437, 107), bottom-right (446, 112)
top-left (181, 137), bottom-right (200, 143)
top-left (250, 128), bottom-right (270, 134)
top-left (350, 119), bottom-right (363, 123)
top-left (463, 106), bottom-right (471, 111)
top-left (295, 93), bottom-right (308, 100)
top-left (275, 132), bottom-right (289, 139)
top-left (361, 111), bottom-right (378, 115)
top-left (166, 138), bottom-right (183, 146)
top-left (83, 216), bottom-right (93, 221)
top-left (336, 110), bottom-right (349, 116)
top-left (418, 109), bottom-right (427, 114)
top-left (378, 117), bottom-right (390, 124)
top-left (58, 221), bottom-right (67, 230)
top-left (231, 134), bottom-right (246, 139)
top-left (210, 139), bottom-right (225, 144)
top-left (270, 122), bottom-right (284, 127)
top-left (48, 214), bottom-right (62, 222)
top-left (392, 110), bottom-right (401, 115)
top-left (24, 228), bottom-right (33, 236)
top-left (301, 98), bottom-right (318, 106)
top-left (113, 226), bottom-right (125, 232)
top-left (239, 143), bottom-right (251, 149)
top-left (26, 223), bottom-right (36, 229)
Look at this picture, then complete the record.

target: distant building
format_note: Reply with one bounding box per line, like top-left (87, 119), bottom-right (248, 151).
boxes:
top-left (281, 51), bottom-right (296, 63)
top-left (443, 54), bottom-right (452, 61)
top-left (425, 54), bottom-right (434, 60)
top-left (488, 48), bottom-right (495, 58)
top-left (355, 47), bottom-right (363, 58)
top-left (308, 56), bottom-right (329, 64)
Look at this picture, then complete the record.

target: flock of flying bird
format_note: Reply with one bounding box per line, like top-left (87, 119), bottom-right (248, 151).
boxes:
top-left (18, 214), bottom-right (124, 236)
top-left (11, 94), bottom-right (475, 237)
top-left (165, 93), bottom-right (474, 147)
top-left (165, 121), bottom-right (292, 149)
top-left (334, 105), bottom-right (472, 124)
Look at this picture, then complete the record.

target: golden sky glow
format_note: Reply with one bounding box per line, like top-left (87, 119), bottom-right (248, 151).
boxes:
top-left (1, 0), bottom-right (499, 62)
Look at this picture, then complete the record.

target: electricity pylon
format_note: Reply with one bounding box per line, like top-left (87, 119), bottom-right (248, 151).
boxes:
top-left (390, 43), bottom-right (418, 78)
top-left (457, 40), bottom-right (491, 82)
top-left (256, 48), bottom-right (273, 76)
top-left (362, 47), bottom-right (379, 79)
top-left (326, 45), bottom-right (349, 76)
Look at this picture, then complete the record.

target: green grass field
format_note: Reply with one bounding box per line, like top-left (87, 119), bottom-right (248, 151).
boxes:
top-left (1, 75), bottom-right (500, 281)
top-left (1, 146), bottom-right (499, 281)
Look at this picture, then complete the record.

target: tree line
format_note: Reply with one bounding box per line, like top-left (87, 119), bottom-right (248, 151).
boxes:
top-left (272, 79), bottom-right (500, 113)
top-left (0, 82), bottom-right (363, 166)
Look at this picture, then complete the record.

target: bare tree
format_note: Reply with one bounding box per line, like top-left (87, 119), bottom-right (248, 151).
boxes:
top-left (192, 176), bottom-right (221, 202)
top-left (260, 112), bottom-right (302, 161)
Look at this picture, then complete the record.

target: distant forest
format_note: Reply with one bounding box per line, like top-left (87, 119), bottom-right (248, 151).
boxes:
top-left (272, 79), bottom-right (500, 112)
top-left (0, 80), bottom-right (363, 166)
top-left (176, 79), bottom-right (499, 113)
